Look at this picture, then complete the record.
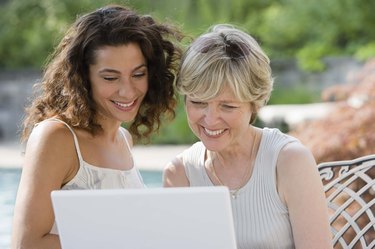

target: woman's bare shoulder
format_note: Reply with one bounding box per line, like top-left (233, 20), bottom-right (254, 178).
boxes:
top-left (24, 120), bottom-right (78, 178)
top-left (163, 153), bottom-right (189, 187)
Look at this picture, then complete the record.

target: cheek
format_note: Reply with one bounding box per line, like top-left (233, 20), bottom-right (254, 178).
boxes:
top-left (139, 76), bottom-right (149, 91)
top-left (185, 105), bottom-right (199, 122)
top-left (238, 114), bottom-right (252, 127)
top-left (90, 82), bottom-right (117, 104)
top-left (142, 80), bottom-right (149, 93)
top-left (186, 110), bottom-right (201, 136)
top-left (92, 85), bottom-right (112, 99)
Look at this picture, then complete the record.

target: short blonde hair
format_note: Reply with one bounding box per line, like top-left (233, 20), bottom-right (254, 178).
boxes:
top-left (177, 24), bottom-right (273, 123)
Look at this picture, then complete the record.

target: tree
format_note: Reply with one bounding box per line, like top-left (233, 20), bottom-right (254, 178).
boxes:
top-left (0, 0), bottom-right (114, 67)
top-left (290, 58), bottom-right (375, 163)
top-left (1, 0), bottom-right (375, 70)
top-left (259, 0), bottom-right (375, 71)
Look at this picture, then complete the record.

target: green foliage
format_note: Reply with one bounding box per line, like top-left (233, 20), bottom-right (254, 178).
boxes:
top-left (0, 0), bottom-right (115, 68)
top-left (268, 86), bottom-right (321, 105)
top-left (296, 43), bottom-right (337, 72)
top-left (259, 0), bottom-right (375, 70)
top-left (355, 42), bottom-right (375, 61)
top-left (2, 0), bottom-right (374, 144)
top-left (150, 97), bottom-right (198, 145)
top-left (1, 0), bottom-right (375, 69)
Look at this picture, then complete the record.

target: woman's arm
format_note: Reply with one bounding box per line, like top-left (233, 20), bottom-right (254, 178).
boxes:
top-left (11, 121), bottom-right (78, 249)
top-left (277, 142), bottom-right (333, 249)
top-left (163, 154), bottom-right (190, 187)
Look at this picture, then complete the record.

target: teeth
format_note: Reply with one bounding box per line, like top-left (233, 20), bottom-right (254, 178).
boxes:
top-left (204, 128), bottom-right (224, 136)
top-left (113, 100), bottom-right (135, 108)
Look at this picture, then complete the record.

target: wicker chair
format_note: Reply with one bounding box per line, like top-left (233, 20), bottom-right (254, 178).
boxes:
top-left (318, 155), bottom-right (375, 249)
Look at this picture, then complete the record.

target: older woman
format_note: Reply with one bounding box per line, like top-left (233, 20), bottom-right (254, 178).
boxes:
top-left (163, 24), bottom-right (332, 249)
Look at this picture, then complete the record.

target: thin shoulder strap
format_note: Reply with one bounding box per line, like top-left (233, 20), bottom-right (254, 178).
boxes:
top-left (119, 127), bottom-right (132, 151)
top-left (46, 118), bottom-right (84, 162)
top-left (119, 127), bottom-right (136, 169)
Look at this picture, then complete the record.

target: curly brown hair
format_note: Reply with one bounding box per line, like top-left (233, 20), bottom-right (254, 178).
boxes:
top-left (22, 4), bottom-right (183, 143)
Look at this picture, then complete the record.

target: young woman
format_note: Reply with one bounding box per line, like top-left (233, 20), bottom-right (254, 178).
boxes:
top-left (12, 5), bottom-right (182, 249)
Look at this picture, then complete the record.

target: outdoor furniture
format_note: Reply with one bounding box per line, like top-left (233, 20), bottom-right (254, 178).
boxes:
top-left (318, 154), bottom-right (375, 249)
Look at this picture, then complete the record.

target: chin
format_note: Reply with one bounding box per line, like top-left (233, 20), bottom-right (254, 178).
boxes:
top-left (120, 116), bottom-right (136, 123)
top-left (201, 141), bottom-right (225, 152)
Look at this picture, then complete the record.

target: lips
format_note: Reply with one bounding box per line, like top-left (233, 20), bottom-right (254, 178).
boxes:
top-left (204, 127), bottom-right (225, 136)
top-left (112, 100), bottom-right (136, 109)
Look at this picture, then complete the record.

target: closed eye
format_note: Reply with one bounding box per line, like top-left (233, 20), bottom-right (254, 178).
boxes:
top-left (190, 100), bottom-right (206, 105)
top-left (222, 104), bottom-right (238, 109)
top-left (103, 76), bottom-right (118, 81)
top-left (133, 72), bottom-right (147, 78)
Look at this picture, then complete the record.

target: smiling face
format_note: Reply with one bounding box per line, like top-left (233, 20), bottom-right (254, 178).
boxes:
top-left (89, 43), bottom-right (148, 125)
top-left (185, 86), bottom-right (253, 151)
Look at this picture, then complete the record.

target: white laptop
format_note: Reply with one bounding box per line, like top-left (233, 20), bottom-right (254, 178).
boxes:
top-left (51, 186), bottom-right (237, 249)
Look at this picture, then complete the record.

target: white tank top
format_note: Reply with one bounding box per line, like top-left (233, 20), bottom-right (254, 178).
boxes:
top-left (182, 128), bottom-right (297, 249)
top-left (41, 119), bottom-right (145, 234)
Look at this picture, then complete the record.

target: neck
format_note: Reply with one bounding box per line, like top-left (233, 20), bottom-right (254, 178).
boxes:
top-left (95, 113), bottom-right (122, 142)
top-left (206, 127), bottom-right (260, 193)
top-left (210, 127), bottom-right (260, 168)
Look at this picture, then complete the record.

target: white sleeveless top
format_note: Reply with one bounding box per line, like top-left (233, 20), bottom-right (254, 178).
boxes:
top-left (42, 119), bottom-right (145, 234)
top-left (182, 128), bottom-right (298, 249)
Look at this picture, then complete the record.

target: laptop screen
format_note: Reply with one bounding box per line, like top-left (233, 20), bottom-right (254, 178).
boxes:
top-left (51, 186), bottom-right (237, 249)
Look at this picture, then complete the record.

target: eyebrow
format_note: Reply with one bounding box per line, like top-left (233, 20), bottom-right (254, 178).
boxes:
top-left (188, 97), bottom-right (241, 104)
top-left (98, 64), bottom-right (147, 74)
top-left (220, 100), bottom-right (242, 105)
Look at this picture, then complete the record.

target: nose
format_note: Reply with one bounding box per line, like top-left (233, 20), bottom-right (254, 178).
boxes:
top-left (118, 78), bottom-right (135, 98)
top-left (204, 105), bottom-right (220, 125)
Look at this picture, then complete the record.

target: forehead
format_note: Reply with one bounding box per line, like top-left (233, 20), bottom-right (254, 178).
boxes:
top-left (189, 85), bottom-right (240, 102)
top-left (92, 43), bottom-right (145, 66)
